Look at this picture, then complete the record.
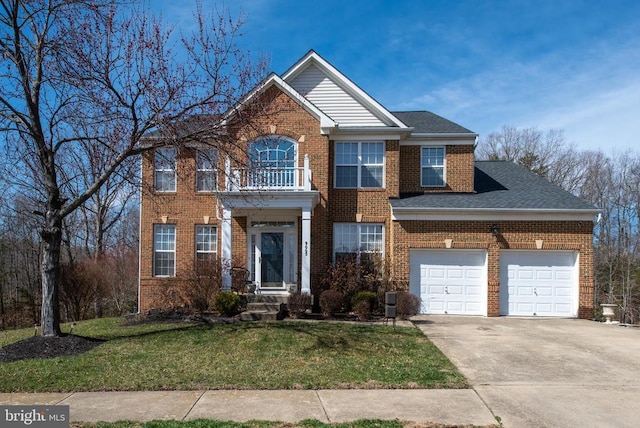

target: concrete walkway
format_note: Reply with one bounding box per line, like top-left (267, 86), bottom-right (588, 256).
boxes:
top-left (0, 389), bottom-right (498, 425)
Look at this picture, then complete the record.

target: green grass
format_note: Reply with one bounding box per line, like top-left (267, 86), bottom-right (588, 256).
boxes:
top-left (0, 318), bottom-right (466, 392)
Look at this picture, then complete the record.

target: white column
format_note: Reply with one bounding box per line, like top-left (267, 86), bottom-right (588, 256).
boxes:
top-left (221, 205), bottom-right (232, 290)
top-left (301, 206), bottom-right (312, 295)
top-left (303, 154), bottom-right (311, 191)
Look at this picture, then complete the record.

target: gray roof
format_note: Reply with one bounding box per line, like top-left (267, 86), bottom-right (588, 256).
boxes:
top-left (392, 111), bottom-right (475, 134)
top-left (391, 161), bottom-right (598, 211)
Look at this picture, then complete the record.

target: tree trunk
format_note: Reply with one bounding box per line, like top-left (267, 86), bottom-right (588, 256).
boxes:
top-left (40, 218), bottom-right (63, 337)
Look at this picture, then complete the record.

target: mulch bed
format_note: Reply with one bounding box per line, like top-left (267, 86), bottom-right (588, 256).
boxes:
top-left (0, 335), bottom-right (105, 363)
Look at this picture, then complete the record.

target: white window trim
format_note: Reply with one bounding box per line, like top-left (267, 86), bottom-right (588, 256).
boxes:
top-left (332, 223), bottom-right (384, 262)
top-left (334, 141), bottom-right (385, 189)
top-left (196, 148), bottom-right (218, 192)
top-left (153, 224), bottom-right (176, 277)
top-left (154, 148), bottom-right (177, 192)
top-left (420, 146), bottom-right (446, 188)
top-left (195, 225), bottom-right (218, 261)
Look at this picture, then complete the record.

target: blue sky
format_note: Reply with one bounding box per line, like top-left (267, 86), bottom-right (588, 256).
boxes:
top-left (153, 0), bottom-right (640, 153)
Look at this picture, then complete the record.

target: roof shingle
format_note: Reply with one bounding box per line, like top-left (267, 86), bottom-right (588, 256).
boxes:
top-left (391, 161), bottom-right (598, 211)
top-left (392, 111), bottom-right (475, 134)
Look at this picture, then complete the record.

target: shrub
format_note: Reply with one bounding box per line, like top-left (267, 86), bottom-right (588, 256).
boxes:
top-left (287, 292), bottom-right (312, 318)
top-left (320, 256), bottom-right (360, 305)
top-left (351, 291), bottom-right (378, 311)
top-left (183, 259), bottom-right (224, 312)
top-left (353, 299), bottom-right (372, 320)
top-left (397, 291), bottom-right (420, 320)
top-left (319, 289), bottom-right (344, 317)
top-left (213, 291), bottom-right (241, 316)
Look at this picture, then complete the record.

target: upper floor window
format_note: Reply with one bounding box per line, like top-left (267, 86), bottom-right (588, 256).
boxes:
top-left (154, 147), bottom-right (177, 192)
top-left (335, 142), bottom-right (384, 188)
top-left (248, 136), bottom-right (296, 187)
top-left (421, 147), bottom-right (445, 187)
top-left (333, 223), bottom-right (384, 263)
top-left (196, 148), bottom-right (217, 192)
top-left (153, 224), bottom-right (176, 277)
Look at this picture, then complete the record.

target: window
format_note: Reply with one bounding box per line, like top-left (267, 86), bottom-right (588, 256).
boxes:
top-left (248, 137), bottom-right (297, 187)
top-left (154, 225), bottom-right (175, 276)
top-left (335, 142), bottom-right (384, 188)
top-left (195, 225), bottom-right (217, 263)
top-left (333, 223), bottom-right (384, 262)
top-left (154, 148), bottom-right (177, 192)
top-left (196, 148), bottom-right (217, 192)
top-left (421, 147), bottom-right (445, 187)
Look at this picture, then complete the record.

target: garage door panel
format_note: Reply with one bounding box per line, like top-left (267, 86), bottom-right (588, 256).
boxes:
top-left (428, 301), bottom-right (445, 312)
top-left (536, 287), bottom-right (553, 297)
top-left (555, 287), bottom-right (572, 297)
top-left (466, 269), bottom-right (482, 279)
top-left (410, 250), bottom-right (487, 315)
top-left (518, 269), bottom-right (535, 280)
top-left (447, 301), bottom-right (464, 312)
top-left (466, 285), bottom-right (482, 295)
top-left (447, 269), bottom-right (464, 279)
top-left (537, 270), bottom-right (553, 281)
top-left (500, 251), bottom-right (577, 317)
top-left (429, 268), bottom-right (445, 279)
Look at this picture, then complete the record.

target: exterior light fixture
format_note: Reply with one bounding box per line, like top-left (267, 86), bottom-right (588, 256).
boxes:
top-left (491, 224), bottom-right (500, 237)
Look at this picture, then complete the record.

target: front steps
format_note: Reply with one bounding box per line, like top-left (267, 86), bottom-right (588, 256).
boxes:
top-left (240, 294), bottom-right (288, 321)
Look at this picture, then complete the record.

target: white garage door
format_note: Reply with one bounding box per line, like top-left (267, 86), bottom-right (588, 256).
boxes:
top-left (410, 250), bottom-right (487, 315)
top-left (500, 251), bottom-right (578, 317)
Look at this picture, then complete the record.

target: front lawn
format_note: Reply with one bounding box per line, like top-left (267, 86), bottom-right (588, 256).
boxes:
top-left (0, 318), bottom-right (466, 392)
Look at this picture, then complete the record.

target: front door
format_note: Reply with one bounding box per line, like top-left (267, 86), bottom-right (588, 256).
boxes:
top-left (250, 223), bottom-right (296, 291)
top-left (260, 232), bottom-right (284, 288)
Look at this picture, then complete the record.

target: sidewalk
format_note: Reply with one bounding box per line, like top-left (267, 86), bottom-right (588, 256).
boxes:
top-left (0, 389), bottom-right (498, 425)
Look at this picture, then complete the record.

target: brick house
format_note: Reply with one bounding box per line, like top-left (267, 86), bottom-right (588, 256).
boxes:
top-left (139, 50), bottom-right (599, 318)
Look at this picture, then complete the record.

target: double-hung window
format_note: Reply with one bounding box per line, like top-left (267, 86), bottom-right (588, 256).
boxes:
top-left (154, 147), bottom-right (177, 192)
top-left (335, 142), bottom-right (384, 188)
top-left (421, 147), bottom-right (445, 187)
top-left (195, 225), bottom-right (217, 263)
top-left (333, 223), bottom-right (384, 263)
top-left (153, 224), bottom-right (176, 277)
top-left (196, 148), bottom-right (217, 192)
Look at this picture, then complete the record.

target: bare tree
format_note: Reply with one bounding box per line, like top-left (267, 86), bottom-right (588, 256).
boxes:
top-left (0, 1), bottom-right (265, 336)
top-left (477, 125), bottom-right (583, 190)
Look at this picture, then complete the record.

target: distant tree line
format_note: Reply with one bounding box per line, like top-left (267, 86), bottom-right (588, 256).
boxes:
top-left (479, 125), bottom-right (640, 323)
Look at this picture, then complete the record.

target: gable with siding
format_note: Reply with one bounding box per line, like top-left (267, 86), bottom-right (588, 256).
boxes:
top-left (288, 63), bottom-right (388, 127)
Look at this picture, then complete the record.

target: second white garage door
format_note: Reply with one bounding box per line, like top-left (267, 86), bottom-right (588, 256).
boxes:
top-left (410, 250), bottom-right (487, 315)
top-left (500, 251), bottom-right (578, 317)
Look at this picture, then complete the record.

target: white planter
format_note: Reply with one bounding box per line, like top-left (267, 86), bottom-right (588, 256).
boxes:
top-left (601, 303), bottom-right (617, 324)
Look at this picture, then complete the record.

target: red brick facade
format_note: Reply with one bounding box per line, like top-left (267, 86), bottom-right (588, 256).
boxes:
top-left (139, 80), bottom-right (595, 319)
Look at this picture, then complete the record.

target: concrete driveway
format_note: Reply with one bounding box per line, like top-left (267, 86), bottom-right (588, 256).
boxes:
top-left (413, 316), bottom-right (640, 428)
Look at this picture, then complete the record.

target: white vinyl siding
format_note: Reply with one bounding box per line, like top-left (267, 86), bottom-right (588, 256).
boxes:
top-left (288, 64), bottom-right (386, 126)
top-left (421, 147), bottom-right (445, 187)
top-left (153, 225), bottom-right (176, 277)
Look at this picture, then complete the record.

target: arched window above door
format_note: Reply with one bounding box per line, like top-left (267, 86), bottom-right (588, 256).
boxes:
top-left (247, 136), bottom-right (298, 188)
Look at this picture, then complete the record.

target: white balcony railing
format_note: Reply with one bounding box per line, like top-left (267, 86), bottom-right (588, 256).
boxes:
top-left (225, 154), bottom-right (312, 191)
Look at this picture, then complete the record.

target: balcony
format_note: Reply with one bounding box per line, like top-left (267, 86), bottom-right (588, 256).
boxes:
top-left (224, 154), bottom-right (312, 192)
